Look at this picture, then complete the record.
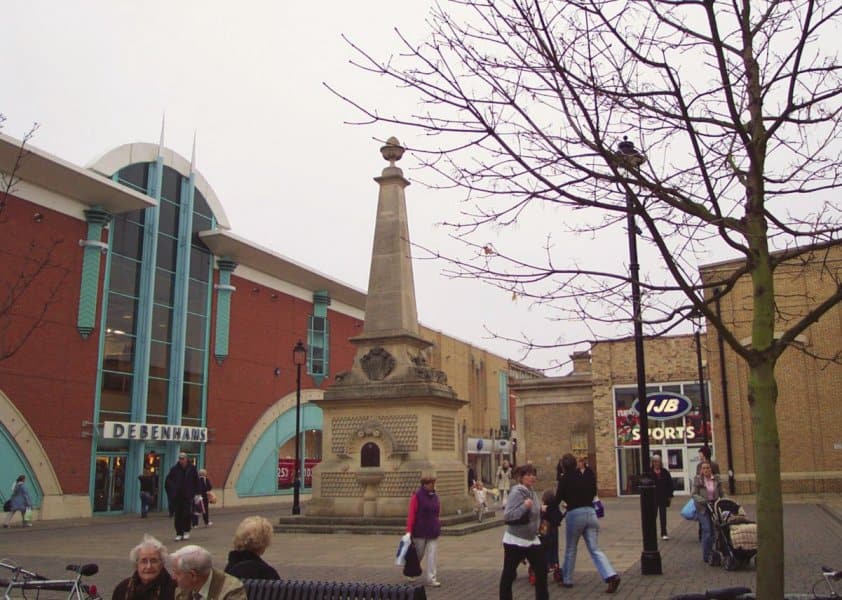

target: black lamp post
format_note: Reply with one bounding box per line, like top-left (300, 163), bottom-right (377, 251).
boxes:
top-left (692, 311), bottom-right (710, 450)
top-left (617, 137), bottom-right (662, 575)
top-left (292, 340), bottom-right (306, 515)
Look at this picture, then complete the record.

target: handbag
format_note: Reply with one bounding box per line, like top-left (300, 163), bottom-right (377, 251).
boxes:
top-left (207, 490), bottom-right (217, 504)
top-left (681, 498), bottom-right (697, 520)
top-left (23, 507), bottom-right (33, 522)
top-left (3, 499), bottom-right (10, 513)
top-left (592, 496), bottom-right (605, 518)
top-left (402, 542), bottom-right (422, 578)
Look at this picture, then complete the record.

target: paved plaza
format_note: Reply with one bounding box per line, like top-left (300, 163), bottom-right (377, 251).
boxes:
top-left (1, 495), bottom-right (840, 599)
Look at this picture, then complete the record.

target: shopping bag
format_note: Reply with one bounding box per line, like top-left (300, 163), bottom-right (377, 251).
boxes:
top-left (402, 542), bottom-right (422, 578)
top-left (681, 498), bottom-right (697, 520)
top-left (592, 496), bottom-right (605, 518)
top-left (207, 491), bottom-right (217, 504)
top-left (395, 532), bottom-right (411, 566)
top-left (3, 499), bottom-right (10, 512)
top-left (23, 507), bottom-right (32, 522)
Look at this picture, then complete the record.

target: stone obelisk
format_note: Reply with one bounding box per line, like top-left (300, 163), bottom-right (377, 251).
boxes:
top-left (307, 138), bottom-right (470, 518)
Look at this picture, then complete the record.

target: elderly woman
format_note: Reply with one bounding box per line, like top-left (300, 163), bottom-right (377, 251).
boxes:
top-left (224, 516), bottom-right (280, 580)
top-left (112, 535), bottom-right (176, 600)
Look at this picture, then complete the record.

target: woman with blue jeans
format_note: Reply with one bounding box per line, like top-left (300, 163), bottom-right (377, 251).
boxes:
top-left (554, 454), bottom-right (620, 593)
top-left (692, 461), bottom-right (723, 563)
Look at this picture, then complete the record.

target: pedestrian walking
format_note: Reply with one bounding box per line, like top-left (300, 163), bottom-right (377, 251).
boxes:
top-left (692, 461), bottom-right (724, 564)
top-left (138, 468), bottom-right (157, 519)
top-left (405, 475), bottom-right (442, 588)
top-left (499, 464), bottom-right (547, 600)
top-left (197, 469), bottom-right (212, 527)
top-left (554, 453), bottom-right (620, 593)
top-left (3, 475), bottom-right (33, 528)
top-left (165, 453), bottom-right (199, 542)
top-left (496, 460), bottom-right (512, 506)
top-left (651, 455), bottom-right (674, 539)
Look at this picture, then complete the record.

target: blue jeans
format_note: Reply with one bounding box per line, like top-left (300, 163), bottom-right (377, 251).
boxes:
top-left (563, 506), bottom-right (616, 584)
top-left (698, 508), bottom-right (714, 562)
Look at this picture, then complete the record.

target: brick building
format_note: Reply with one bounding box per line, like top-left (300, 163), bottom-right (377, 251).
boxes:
top-left (0, 133), bottom-right (520, 519)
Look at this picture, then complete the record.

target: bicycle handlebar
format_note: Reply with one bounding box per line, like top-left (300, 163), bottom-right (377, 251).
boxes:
top-left (820, 565), bottom-right (842, 580)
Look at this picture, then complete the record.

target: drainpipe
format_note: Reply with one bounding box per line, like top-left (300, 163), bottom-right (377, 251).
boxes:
top-left (714, 288), bottom-right (736, 495)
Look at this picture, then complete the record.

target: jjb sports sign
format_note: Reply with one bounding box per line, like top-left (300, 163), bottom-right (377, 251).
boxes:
top-left (631, 392), bottom-right (693, 421)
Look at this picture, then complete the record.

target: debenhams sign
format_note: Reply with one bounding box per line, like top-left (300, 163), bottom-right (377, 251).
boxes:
top-left (103, 421), bottom-right (208, 443)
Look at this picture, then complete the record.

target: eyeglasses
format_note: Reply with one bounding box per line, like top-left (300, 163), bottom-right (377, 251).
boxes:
top-left (138, 558), bottom-right (161, 566)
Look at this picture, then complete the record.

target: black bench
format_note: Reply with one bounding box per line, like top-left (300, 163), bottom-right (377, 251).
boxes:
top-left (244, 578), bottom-right (427, 600)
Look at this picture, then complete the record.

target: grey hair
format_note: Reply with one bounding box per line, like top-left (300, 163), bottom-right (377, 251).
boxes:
top-left (169, 545), bottom-right (213, 576)
top-left (129, 534), bottom-right (168, 563)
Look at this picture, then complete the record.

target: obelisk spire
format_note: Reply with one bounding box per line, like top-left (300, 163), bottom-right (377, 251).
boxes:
top-left (358, 137), bottom-right (423, 340)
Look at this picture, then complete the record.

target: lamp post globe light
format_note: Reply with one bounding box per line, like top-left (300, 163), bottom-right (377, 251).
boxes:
top-left (292, 340), bottom-right (306, 515)
top-left (616, 137), bottom-right (662, 575)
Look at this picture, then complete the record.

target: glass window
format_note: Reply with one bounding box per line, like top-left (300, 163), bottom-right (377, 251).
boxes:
top-left (151, 305), bottom-right (172, 342)
top-left (187, 279), bottom-right (209, 316)
top-left (161, 167), bottom-right (181, 204)
top-left (146, 377), bottom-right (168, 421)
top-left (102, 332), bottom-right (135, 373)
top-left (189, 247), bottom-right (211, 282)
top-left (109, 255), bottom-right (141, 296)
top-left (156, 235), bottom-right (177, 272)
top-left (100, 371), bottom-right (132, 416)
top-left (192, 214), bottom-right (212, 244)
top-left (154, 269), bottom-right (175, 306)
top-left (182, 383), bottom-right (203, 423)
top-left (193, 190), bottom-right (212, 219)
top-left (105, 293), bottom-right (138, 334)
top-left (185, 313), bottom-right (206, 349)
top-left (110, 215), bottom-right (144, 259)
top-left (117, 163), bottom-right (149, 192)
top-left (184, 348), bottom-right (205, 383)
top-left (159, 199), bottom-right (180, 237)
top-left (149, 341), bottom-right (171, 378)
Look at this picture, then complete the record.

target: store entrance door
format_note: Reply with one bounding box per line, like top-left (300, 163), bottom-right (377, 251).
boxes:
top-left (93, 454), bottom-right (127, 512)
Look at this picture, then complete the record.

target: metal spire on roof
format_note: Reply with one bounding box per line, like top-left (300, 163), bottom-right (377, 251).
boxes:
top-left (157, 113), bottom-right (166, 158)
top-left (190, 130), bottom-right (197, 173)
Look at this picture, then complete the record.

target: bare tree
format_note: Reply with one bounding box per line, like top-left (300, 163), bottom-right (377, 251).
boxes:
top-left (329, 1), bottom-right (842, 596)
top-left (0, 117), bottom-right (66, 363)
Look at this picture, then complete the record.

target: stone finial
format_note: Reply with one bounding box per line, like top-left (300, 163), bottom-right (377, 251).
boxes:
top-left (380, 137), bottom-right (405, 167)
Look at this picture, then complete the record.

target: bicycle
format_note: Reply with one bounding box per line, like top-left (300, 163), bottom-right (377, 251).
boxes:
top-left (669, 564), bottom-right (842, 600)
top-left (0, 560), bottom-right (101, 600)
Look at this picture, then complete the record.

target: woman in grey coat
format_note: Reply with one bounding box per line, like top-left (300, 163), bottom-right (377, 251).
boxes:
top-left (499, 464), bottom-right (547, 600)
top-left (3, 475), bottom-right (33, 528)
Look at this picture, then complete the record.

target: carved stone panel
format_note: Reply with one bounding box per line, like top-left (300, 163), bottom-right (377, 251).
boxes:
top-left (360, 347), bottom-right (396, 381)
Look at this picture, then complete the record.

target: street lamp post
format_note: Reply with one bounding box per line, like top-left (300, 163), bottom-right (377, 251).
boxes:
top-left (292, 340), bottom-right (306, 516)
top-left (617, 137), bottom-right (662, 575)
top-left (692, 314), bottom-right (710, 449)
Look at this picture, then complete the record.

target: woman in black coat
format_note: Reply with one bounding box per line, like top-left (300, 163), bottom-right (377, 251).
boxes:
top-left (651, 454), bottom-right (674, 540)
top-left (224, 516), bottom-right (280, 580)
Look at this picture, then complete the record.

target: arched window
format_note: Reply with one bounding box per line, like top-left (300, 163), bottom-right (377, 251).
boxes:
top-left (361, 442), bottom-right (380, 467)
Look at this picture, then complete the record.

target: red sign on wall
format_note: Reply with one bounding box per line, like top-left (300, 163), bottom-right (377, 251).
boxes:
top-left (278, 458), bottom-right (320, 488)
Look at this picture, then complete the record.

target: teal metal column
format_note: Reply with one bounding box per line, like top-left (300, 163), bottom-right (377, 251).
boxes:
top-left (213, 260), bottom-right (237, 364)
top-left (166, 176), bottom-right (195, 431)
top-left (76, 208), bottom-right (112, 339)
top-left (123, 157), bottom-right (163, 514)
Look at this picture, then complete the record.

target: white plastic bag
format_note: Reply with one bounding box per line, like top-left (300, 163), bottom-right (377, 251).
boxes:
top-left (395, 532), bottom-right (412, 566)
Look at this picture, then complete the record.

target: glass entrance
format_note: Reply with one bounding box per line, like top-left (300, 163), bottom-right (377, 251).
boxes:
top-left (93, 454), bottom-right (127, 512)
top-left (652, 446), bottom-right (690, 495)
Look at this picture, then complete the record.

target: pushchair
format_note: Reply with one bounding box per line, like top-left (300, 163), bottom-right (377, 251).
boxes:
top-left (707, 497), bottom-right (757, 571)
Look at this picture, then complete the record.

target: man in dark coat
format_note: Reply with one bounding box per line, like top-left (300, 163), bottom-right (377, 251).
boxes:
top-left (166, 452), bottom-right (199, 541)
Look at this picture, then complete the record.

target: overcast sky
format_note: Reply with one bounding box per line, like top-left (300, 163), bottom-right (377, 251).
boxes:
top-left (0, 1), bottom-right (719, 373)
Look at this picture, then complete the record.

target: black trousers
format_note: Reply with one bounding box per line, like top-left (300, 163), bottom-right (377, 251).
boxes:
top-left (173, 497), bottom-right (192, 535)
top-left (499, 543), bottom-right (548, 600)
top-left (654, 499), bottom-right (669, 536)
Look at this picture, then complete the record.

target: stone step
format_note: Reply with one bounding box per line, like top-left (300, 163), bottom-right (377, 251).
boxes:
top-left (276, 511), bottom-right (504, 536)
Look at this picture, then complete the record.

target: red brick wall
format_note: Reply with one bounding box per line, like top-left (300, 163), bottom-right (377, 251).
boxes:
top-left (205, 272), bottom-right (363, 482)
top-left (0, 194), bottom-right (98, 494)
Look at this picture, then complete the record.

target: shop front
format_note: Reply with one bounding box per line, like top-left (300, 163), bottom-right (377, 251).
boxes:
top-left (614, 382), bottom-right (713, 496)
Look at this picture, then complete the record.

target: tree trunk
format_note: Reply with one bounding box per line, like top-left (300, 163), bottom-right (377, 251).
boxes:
top-left (748, 359), bottom-right (784, 598)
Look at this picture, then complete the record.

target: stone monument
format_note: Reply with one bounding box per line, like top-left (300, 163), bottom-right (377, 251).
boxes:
top-left (306, 138), bottom-right (470, 518)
